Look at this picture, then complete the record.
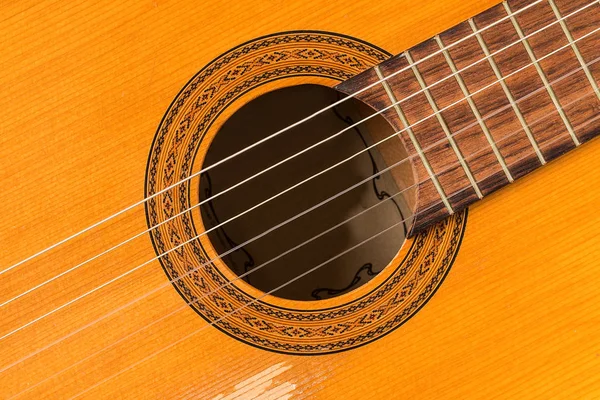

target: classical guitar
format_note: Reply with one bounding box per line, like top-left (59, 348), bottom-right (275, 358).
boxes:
top-left (1, 0), bottom-right (599, 398)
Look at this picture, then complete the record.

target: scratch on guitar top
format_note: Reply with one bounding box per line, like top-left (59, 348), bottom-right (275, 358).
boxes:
top-left (212, 362), bottom-right (297, 400)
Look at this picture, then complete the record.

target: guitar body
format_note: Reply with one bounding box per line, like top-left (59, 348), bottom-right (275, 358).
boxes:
top-left (1, 0), bottom-right (599, 398)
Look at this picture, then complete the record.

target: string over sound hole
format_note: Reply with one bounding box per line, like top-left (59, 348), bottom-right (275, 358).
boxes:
top-left (146, 31), bottom-right (467, 354)
top-left (199, 84), bottom-right (415, 300)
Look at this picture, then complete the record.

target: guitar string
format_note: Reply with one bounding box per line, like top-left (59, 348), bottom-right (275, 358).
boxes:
top-left (3, 185), bottom-right (414, 378)
top-left (6, 83), bottom-right (598, 395)
top-left (4, 63), bottom-right (598, 385)
top-left (1, 23), bottom-right (598, 342)
top-left (2, 4), bottom-right (596, 398)
top-left (0, 0), bottom-right (545, 275)
top-left (48, 7), bottom-right (597, 397)
top-left (66, 112), bottom-right (600, 400)
top-left (1, 1), bottom-right (594, 309)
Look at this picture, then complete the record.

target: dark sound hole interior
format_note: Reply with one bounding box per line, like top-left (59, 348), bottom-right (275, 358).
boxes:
top-left (199, 84), bottom-right (415, 301)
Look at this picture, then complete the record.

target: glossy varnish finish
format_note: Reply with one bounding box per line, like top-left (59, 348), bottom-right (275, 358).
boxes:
top-left (337, 0), bottom-right (600, 232)
top-left (0, 0), bottom-right (599, 398)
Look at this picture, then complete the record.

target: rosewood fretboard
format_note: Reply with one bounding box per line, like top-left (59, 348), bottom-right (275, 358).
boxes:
top-left (337, 0), bottom-right (600, 234)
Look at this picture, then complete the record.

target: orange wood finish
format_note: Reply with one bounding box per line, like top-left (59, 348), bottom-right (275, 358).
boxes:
top-left (337, 0), bottom-right (600, 233)
top-left (0, 0), bottom-right (599, 398)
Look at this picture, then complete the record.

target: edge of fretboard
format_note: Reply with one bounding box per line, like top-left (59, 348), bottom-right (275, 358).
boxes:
top-left (336, 0), bottom-right (600, 236)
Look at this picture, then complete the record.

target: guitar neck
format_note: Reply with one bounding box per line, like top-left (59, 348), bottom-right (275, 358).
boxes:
top-left (337, 0), bottom-right (600, 234)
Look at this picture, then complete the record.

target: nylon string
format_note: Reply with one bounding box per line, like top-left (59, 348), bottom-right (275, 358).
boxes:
top-left (0, 0), bottom-right (545, 276)
top-left (4, 52), bottom-right (600, 388)
top-left (6, 40), bottom-right (600, 400)
top-left (0, 0), bottom-right (594, 311)
top-left (1, 5), bottom-right (598, 342)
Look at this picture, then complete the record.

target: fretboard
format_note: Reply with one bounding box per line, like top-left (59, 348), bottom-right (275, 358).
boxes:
top-left (337, 0), bottom-right (600, 234)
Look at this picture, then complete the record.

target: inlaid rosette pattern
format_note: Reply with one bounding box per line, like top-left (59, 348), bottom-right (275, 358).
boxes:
top-left (145, 31), bottom-right (467, 354)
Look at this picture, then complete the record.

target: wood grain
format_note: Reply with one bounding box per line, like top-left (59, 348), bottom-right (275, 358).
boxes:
top-left (338, 0), bottom-right (600, 233)
top-left (0, 0), bottom-right (599, 399)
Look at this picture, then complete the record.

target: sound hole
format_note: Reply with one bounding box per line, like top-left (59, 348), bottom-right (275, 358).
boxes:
top-left (199, 84), bottom-right (415, 301)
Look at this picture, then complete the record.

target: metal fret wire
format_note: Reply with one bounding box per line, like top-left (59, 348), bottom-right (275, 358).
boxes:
top-left (0, 0), bottom-right (546, 276)
top-left (69, 110), bottom-right (600, 400)
top-left (8, 83), bottom-right (599, 397)
top-left (5, 51), bottom-right (600, 395)
top-left (2, 0), bottom-right (595, 309)
top-left (1, 3), bottom-right (597, 396)
top-left (76, 3), bottom-right (600, 396)
top-left (1, 5), bottom-right (598, 342)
